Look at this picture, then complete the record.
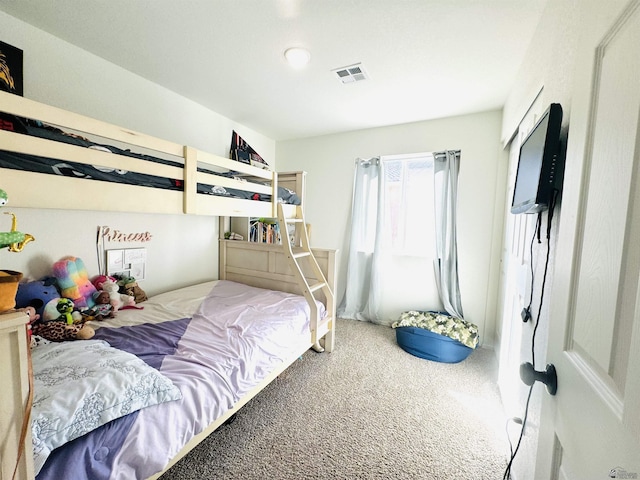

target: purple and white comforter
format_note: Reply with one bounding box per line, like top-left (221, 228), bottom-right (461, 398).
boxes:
top-left (35, 280), bottom-right (321, 480)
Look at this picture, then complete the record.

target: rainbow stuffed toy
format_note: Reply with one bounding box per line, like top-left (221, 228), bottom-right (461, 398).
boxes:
top-left (52, 256), bottom-right (97, 309)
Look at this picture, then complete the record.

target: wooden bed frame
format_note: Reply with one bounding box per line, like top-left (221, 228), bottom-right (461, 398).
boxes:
top-left (220, 239), bottom-right (337, 352)
top-left (0, 90), bottom-right (301, 218)
top-left (0, 90), bottom-right (336, 479)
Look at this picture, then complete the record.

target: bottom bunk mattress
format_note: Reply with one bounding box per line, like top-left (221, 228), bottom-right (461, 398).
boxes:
top-left (33, 280), bottom-right (322, 480)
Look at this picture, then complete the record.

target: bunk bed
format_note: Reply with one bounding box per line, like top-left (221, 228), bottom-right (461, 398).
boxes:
top-left (0, 90), bottom-right (302, 218)
top-left (0, 89), bottom-right (336, 480)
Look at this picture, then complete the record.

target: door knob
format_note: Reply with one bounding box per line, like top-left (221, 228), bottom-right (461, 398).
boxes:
top-left (520, 362), bottom-right (557, 395)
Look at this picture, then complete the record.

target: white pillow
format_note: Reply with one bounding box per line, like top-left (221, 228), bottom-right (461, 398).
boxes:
top-left (31, 339), bottom-right (182, 474)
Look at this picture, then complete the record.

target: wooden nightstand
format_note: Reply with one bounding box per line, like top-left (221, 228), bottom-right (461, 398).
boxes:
top-left (0, 311), bottom-right (34, 480)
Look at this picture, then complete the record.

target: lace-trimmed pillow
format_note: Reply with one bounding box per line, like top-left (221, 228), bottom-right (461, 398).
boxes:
top-left (31, 339), bottom-right (182, 475)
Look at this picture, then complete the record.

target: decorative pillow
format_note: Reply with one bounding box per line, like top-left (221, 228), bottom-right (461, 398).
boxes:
top-left (31, 340), bottom-right (182, 474)
top-left (392, 310), bottom-right (479, 349)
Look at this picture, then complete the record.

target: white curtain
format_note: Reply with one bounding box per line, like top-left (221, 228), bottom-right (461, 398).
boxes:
top-left (433, 150), bottom-right (464, 318)
top-left (339, 151), bottom-right (463, 324)
top-left (337, 157), bottom-right (387, 323)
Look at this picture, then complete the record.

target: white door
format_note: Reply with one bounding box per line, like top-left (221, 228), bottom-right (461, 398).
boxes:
top-left (536, 1), bottom-right (640, 479)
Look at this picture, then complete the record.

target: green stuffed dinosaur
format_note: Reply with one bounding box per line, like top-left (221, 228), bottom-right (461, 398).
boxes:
top-left (0, 188), bottom-right (35, 252)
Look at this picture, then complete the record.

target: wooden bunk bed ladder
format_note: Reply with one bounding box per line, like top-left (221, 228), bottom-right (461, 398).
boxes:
top-left (277, 203), bottom-right (335, 352)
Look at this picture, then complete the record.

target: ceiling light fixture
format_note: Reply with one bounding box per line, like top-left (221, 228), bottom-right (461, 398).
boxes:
top-left (284, 47), bottom-right (311, 69)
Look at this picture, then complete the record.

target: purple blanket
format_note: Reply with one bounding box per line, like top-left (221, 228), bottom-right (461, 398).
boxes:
top-left (36, 318), bottom-right (191, 480)
top-left (34, 280), bottom-right (316, 480)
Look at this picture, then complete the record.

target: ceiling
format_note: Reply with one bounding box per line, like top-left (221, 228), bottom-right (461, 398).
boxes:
top-left (0, 0), bottom-right (547, 141)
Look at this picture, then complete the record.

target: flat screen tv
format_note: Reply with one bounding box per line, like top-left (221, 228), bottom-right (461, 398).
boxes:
top-left (511, 103), bottom-right (563, 214)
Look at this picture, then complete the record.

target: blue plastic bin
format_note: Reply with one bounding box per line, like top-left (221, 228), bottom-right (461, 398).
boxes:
top-left (395, 326), bottom-right (473, 363)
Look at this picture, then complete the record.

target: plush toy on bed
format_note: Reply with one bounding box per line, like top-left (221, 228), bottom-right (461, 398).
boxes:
top-left (86, 290), bottom-right (116, 320)
top-left (116, 275), bottom-right (148, 303)
top-left (32, 319), bottom-right (95, 342)
top-left (42, 298), bottom-right (82, 324)
top-left (91, 274), bottom-right (115, 291)
top-left (19, 304), bottom-right (51, 349)
top-left (101, 279), bottom-right (135, 311)
top-left (18, 305), bottom-right (40, 348)
top-left (53, 256), bottom-right (98, 310)
top-left (15, 278), bottom-right (61, 319)
top-left (33, 298), bottom-right (95, 342)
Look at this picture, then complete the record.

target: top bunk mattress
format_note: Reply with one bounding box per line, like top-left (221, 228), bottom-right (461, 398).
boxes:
top-left (0, 92), bottom-right (306, 217)
top-left (0, 114), bottom-right (301, 205)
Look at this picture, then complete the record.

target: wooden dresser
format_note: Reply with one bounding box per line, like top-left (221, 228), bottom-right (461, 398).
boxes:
top-left (0, 311), bottom-right (34, 480)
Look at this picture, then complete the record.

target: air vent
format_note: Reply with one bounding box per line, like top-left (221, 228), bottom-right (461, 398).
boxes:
top-left (332, 63), bottom-right (369, 84)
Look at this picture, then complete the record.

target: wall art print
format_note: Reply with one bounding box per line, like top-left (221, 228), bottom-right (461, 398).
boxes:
top-left (0, 40), bottom-right (23, 96)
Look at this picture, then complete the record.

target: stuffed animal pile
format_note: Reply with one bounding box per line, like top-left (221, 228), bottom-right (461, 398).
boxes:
top-left (14, 256), bottom-right (146, 345)
top-left (33, 297), bottom-right (95, 342)
top-left (92, 275), bottom-right (135, 311)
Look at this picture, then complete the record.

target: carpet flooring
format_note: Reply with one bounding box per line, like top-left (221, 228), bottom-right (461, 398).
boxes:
top-left (160, 318), bottom-right (509, 479)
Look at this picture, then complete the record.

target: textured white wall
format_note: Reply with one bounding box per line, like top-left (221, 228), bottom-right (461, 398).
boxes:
top-left (1, 208), bottom-right (218, 296)
top-left (0, 11), bottom-right (275, 295)
top-left (501, 0), bottom-right (579, 145)
top-left (276, 111), bottom-right (506, 346)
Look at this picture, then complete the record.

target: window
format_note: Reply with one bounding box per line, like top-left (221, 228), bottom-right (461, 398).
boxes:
top-left (381, 153), bottom-right (435, 256)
